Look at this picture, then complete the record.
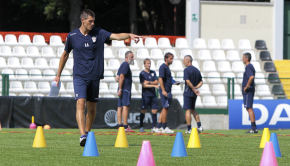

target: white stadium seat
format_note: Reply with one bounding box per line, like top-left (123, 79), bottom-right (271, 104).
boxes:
top-left (65, 58), bottom-right (73, 69)
top-left (0, 57), bottom-right (7, 68)
top-left (33, 35), bottom-right (47, 46)
top-left (158, 37), bottom-right (171, 48)
top-left (150, 48), bottom-right (163, 60)
top-left (234, 84), bottom-right (242, 96)
top-left (231, 61), bottom-right (244, 73)
top-left (104, 47), bottom-right (114, 59)
top-left (149, 60), bottom-right (156, 70)
top-left (256, 85), bottom-right (271, 96)
top-left (196, 97), bottom-right (203, 108)
top-left (216, 96), bottom-right (227, 107)
top-left (112, 40), bottom-right (126, 47)
top-left (26, 46), bottom-right (40, 57)
top-left (35, 58), bottom-right (49, 69)
top-left (192, 61), bottom-right (200, 70)
top-left (171, 60), bottom-right (183, 72)
top-left (5, 34), bottom-right (18, 45)
top-left (212, 50), bottom-right (226, 61)
top-left (252, 62), bottom-right (262, 72)
top-left (0, 46), bottom-right (12, 56)
top-left (131, 39), bottom-right (144, 47)
top-left (38, 82), bottom-right (50, 93)
top-left (175, 72), bottom-right (183, 82)
top-left (197, 50), bottom-right (211, 60)
top-left (199, 84), bottom-right (211, 95)
top-left (61, 69), bottom-right (72, 81)
top-left (15, 69), bottom-right (28, 80)
top-left (21, 57), bottom-right (34, 68)
top-left (221, 39), bottom-right (235, 49)
top-left (202, 61), bottom-right (216, 72)
top-left (18, 35), bottom-right (32, 45)
top-left (132, 71), bottom-right (140, 82)
top-left (156, 60), bottom-right (164, 70)
top-left (24, 81), bottom-right (38, 93)
top-left (29, 69), bottom-right (42, 80)
top-left (226, 50), bottom-right (240, 61)
top-left (255, 72), bottom-right (266, 84)
top-left (7, 57), bottom-right (21, 68)
top-left (137, 48), bottom-right (150, 59)
top-left (118, 48), bottom-right (130, 59)
top-left (171, 85), bottom-right (182, 95)
top-left (33, 93), bottom-right (45, 97)
top-left (42, 46), bottom-right (55, 57)
top-left (193, 38), bottom-right (207, 49)
top-left (222, 72), bottom-right (235, 83)
top-left (42, 69), bottom-right (55, 80)
top-left (49, 35), bottom-right (64, 46)
top-left (212, 84), bottom-right (226, 96)
top-left (163, 49), bottom-right (176, 57)
top-left (12, 46), bottom-right (26, 57)
top-left (107, 59), bottom-right (120, 70)
top-left (131, 84), bottom-right (138, 95)
top-left (130, 60), bottom-right (140, 71)
top-left (2, 69), bottom-right (15, 79)
top-left (208, 39), bottom-right (221, 49)
top-left (49, 58), bottom-right (60, 69)
top-left (10, 81), bottom-right (24, 93)
top-left (238, 39), bottom-right (251, 50)
top-left (99, 82), bottom-right (109, 94)
top-left (236, 73), bottom-right (244, 84)
top-left (66, 82), bottom-right (74, 93)
top-left (57, 47), bottom-right (65, 57)
top-left (207, 72), bottom-right (222, 83)
top-left (202, 96), bottom-right (217, 107)
top-left (103, 71), bottom-right (115, 82)
top-left (217, 61), bottom-right (231, 72)
top-left (144, 37), bottom-right (158, 48)
top-left (0, 35), bottom-right (4, 45)
top-left (175, 38), bottom-right (189, 48)
top-left (109, 83), bottom-right (118, 93)
top-left (180, 49), bottom-right (194, 60)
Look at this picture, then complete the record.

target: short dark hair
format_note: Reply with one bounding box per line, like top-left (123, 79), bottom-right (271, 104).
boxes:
top-left (143, 58), bottom-right (151, 64)
top-left (184, 55), bottom-right (193, 62)
top-left (243, 52), bottom-right (252, 62)
top-left (125, 51), bottom-right (133, 58)
top-left (164, 52), bottom-right (174, 61)
top-left (80, 9), bottom-right (95, 20)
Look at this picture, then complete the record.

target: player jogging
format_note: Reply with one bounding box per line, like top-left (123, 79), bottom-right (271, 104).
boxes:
top-left (55, 9), bottom-right (140, 146)
top-left (139, 58), bottom-right (159, 132)
top-left (183, 55), bottom-right (203, 134)
top-left (117, 51), bottom-right (134, 132)
top-left (242, 52), bottom-right (258, 133)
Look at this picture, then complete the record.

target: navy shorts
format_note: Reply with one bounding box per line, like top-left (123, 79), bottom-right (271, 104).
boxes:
top-left (141, 95), bottom-right (159, 110)
top-left (159, 89), bottom-right (172, 109)
top-left (243, 90), bottom-right (255, 109)
top-left (73, 78), bottom-right (100, 102)
top-left (118, 90), bottom-right (131, 107)
top-left (183, 95), bottom-right (197, 110)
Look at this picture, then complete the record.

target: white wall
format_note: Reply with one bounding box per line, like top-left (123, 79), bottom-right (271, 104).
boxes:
top-left (200, 1), bottom-right (274, 57)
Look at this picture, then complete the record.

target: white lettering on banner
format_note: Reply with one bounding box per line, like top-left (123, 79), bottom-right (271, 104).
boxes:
top-left (269, 104), bottom-right (290, 125)
top-left (242, 104), bottom-right (268, 125)
top-left (128, 113), bottom-right (160, 124)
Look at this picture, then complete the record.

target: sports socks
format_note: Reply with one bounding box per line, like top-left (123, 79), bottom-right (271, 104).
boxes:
top-left (251, 122), bottom-right (257, 130)
top-left (187, 125), bottom-right (191, 131)
top-left (124, 125), bottom-right (128, 129)
top-left (162, 123), bottom-right (167, 129)
top-left (140, 113), bottom-right (145, 127)
top-left (152, 113), bottom-right (157, 127)
top-left (197, 122), bottom-right (201, 128)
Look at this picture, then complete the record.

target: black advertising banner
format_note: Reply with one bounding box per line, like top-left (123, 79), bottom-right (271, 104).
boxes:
top-left (0, 97), bottom-right (185, 129)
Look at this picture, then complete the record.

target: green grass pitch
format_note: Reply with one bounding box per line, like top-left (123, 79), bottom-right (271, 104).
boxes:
top-left (0, 129), bottom-right (289, 166)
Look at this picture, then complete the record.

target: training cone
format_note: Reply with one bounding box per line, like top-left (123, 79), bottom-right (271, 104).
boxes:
top-left (187, 128), bottom-right (201, 148)
top-left (114, 127), bottom-right (128, 148)
top-left (171, 132), bottom-right (187, 157)
top-left (29, 116), bottom-right (37, 129)
top-left (259, 142), bottom-right (278, 166)
top-left (137, 140), bottom-right (156, 166)
top-left (259, 128), bottom-right (270, 148)
top-left (83, 132), bottom-right (99, 157)
top-left (32, 126), bottom-right (46, 148)
top-left (270, 133), bottom-right (281, 157)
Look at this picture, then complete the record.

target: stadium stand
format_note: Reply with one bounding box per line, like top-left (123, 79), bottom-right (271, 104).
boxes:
top-left (0, 33), bottom-right (282, 108)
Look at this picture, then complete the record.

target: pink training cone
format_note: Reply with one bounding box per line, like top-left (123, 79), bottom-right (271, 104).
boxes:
top-left (259, 142), bottom-right (278, 166)
top-left (137, 140), bottom-right (156, 166)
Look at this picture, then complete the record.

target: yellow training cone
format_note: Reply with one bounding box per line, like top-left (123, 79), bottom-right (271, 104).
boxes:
top-left (187, 128), bottom-right (201, 148)
top-left (114, 127), bottom-right (128, 148)
top-left (259, 128), bottom-right (270, 148)
top-left (32, 126), bottom-right (47, 148)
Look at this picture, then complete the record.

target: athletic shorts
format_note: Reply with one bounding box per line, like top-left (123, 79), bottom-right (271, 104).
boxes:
top-left (159, 89), bottom-right (172, 109)
top-left (141, 95), bottom-right (159, 110)
top-left (243, 90), bottom-right (255, 109)
top-left (73, 78), bottom-right (100, 102)
top-left (183, 95), bottom-right (197, 110)
top-left (118, 89), bottom-right (131, 107)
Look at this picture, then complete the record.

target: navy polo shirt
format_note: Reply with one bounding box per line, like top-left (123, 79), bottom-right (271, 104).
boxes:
top-left (242, 63), bottom-right (255, 89)
top-left (117, 62), bottom-right (132, 91)
top-left (159, 63), bottom-right (172, 93)
top-left (139, 70), bottom-right (158, 97)
top-left (64, 27), bottom-right (111, 80)
top-left (183, 65), bottom-right (202, 97)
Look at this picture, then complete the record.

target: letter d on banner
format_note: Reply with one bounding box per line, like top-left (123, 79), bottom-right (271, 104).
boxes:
top-left (242, 104), bottom-right (268, 125)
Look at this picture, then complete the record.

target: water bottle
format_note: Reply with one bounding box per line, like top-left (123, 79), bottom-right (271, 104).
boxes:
top-left (49, 81), bottom-right (61, 97)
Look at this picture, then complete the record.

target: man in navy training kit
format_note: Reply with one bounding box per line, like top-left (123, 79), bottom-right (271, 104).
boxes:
top-left (242, 52), bottom-right (258, 133)
top-left (55, 9), bottom-right (141, 146)
top-left (117, 51), bottom-right (135, 132)
top-left (157, 52), bottom-right (175, 134)
top-left (183, 55), bottom-right (204, 134)
top-left (139, 58), bottom-right (159, 133)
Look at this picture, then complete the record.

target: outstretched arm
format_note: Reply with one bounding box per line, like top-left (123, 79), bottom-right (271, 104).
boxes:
top-left (110, 33), bottom-right (141, 43)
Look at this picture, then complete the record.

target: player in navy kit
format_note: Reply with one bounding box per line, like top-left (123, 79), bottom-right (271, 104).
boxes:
top-left (139, 58), bottom-right (159, 132)
top-left (242, 52), bottom-right (258, 133)
top-left (183, 55), bottom-right (203, 134)
top-left (117, 51), bottom-right (134, 132)
top-left (55, 9), bottom-right (140, 146)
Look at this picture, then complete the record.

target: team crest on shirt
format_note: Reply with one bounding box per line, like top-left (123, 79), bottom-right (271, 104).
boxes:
top-left (151, 73), bottom-right (154, 77)
top-left (92, 36), bottom-right (97, 42)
